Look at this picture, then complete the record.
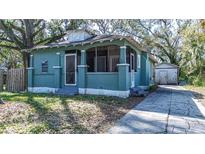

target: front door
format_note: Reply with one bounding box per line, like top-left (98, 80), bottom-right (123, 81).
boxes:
top-left (130, 53), bottom-right (135, 88)
top-left (65, 54), bottom-right (76, 85)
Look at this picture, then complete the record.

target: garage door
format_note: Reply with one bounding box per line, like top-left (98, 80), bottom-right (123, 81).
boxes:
top-left (167, 69), bottom-right (178, 84)
top-left (159, 71), bottom-right (168, 84)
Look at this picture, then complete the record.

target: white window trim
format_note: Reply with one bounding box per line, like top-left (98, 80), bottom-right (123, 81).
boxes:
top-left (130, 53), bottom-right (135, 88)
top-left (137, 54), bottom-right (141, 69)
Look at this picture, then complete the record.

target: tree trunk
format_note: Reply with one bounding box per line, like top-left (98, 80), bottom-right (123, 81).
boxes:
top-left (22, 52), bottom-right (29, 91)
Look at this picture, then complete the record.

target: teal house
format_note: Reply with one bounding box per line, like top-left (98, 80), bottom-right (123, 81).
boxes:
top-left (26, 30), bottom-right (156, 98)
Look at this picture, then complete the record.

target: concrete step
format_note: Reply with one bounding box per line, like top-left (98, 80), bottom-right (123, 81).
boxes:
top-left (130, 87), bottom-right (149, 97)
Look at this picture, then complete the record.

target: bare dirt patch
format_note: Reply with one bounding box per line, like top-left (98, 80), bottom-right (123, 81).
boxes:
top-left (0, 92), bottom-right (145, 134)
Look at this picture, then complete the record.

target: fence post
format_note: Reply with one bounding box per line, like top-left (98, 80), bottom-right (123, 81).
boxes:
top-left (0, 70), bottom-right (3, 91)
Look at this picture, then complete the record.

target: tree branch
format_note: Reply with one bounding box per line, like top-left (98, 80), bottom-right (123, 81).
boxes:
top-left (0, 44), bottom-right (19, 50)
top-left (0, 20), bottom-right (25, 48)
top-left (35, 33), bottom-right (66, 45)
top-left (0, 37), bottom-right (13, 43)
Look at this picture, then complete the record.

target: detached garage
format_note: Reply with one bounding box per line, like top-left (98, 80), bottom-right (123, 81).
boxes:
top-left (155, 63), bottom-right (179, 85)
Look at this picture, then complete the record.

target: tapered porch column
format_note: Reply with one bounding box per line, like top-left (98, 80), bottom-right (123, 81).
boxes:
top-left (78, 50), bottom-right (87, 94)
top-left (53, 52), bottom-right (62, 88)
top-left (140, 52), bottom-right (149, 86)
top-left (118, 46), bottom-right (129, 91)
top-left (27, 54), bottom-right (34, 88)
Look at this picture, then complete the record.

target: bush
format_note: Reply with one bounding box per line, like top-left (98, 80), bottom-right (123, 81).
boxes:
top-left (189, 75), bottom-right (205, 87)
top-left (193, 76), bottom-right (205, 86)
top-left (149, 84), bottom-right (158, 92)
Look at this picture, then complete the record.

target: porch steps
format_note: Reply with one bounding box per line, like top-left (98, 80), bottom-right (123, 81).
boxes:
top-left (130, 87), bottom-right (149, 97)
top-left (56, 87), bottom-right (78, 96)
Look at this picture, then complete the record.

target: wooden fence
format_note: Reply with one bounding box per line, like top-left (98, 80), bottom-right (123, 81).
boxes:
top-left (0, 70), bottom-right (3, 92)
top-left (6, 68), bottom-right (25, 92)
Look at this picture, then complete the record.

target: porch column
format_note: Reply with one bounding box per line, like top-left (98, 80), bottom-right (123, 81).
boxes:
top-left (78, 50), bottom-right (87, 94)
top-left (27, 54), bottom-right (34, 88)
top-left (118, 46), bottom-right (129, 91)
top-left (140, 52), bottom-right (149, 86)
top-left (53, 52), bottom-right (61, 89)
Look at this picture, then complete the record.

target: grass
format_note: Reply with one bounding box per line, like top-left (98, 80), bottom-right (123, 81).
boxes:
top-left (0, 92), bottom-right (145, 134)
top-left (184, 85), bottom-right (205, 107)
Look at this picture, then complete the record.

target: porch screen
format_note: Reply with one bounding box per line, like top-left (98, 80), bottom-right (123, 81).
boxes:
top-left (87, 48), bottom-right (95, 72)
top-left (86, 45), bottom-right (120, 72)
top-left (97, 47), bottom-right (107, 72)
top-left (108, 46), bottom-right (119, 72)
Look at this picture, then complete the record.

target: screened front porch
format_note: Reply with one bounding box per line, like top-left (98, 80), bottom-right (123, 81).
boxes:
top-left (86, 45), bottom-right (139, 73)
top-left (76, 44), bottom-right (141, 97)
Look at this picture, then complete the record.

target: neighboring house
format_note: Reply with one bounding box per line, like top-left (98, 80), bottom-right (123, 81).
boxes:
top-left (155, 63), bottom-right (179, 85)
top-left (26, 30), bottom-right (157, 98)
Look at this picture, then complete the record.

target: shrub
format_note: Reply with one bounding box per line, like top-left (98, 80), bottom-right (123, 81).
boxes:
top-left (189, 75), bottom-right (205, 87)
top-left (149, 84), bottom-right (158, 92)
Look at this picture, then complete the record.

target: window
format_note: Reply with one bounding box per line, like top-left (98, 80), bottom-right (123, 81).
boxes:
top-left (42, 60), bottom-right (48, 72)
top-left (86, 46), bottom-right (120, 72)
top-left (127, 47), bottom-right (137, 72)
top-left (130, 53), bottom-right (135, 70)
top-left (28, 55), bottom-right (30, 67)
top-left (137, 54), bottom-right (141, 68)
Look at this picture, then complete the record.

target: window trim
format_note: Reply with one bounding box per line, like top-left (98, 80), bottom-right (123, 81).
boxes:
top-left (137, 54), bottom-right (141, 69)
top-left (41, 60), bottom-right (48, 73)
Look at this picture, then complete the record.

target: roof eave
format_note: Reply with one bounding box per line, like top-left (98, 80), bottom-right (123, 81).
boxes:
top-left (25, 35), bottom-right (147, 53)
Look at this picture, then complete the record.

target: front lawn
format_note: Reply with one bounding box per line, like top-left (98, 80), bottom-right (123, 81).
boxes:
top-left (0, 92), bottom-right (144, 134)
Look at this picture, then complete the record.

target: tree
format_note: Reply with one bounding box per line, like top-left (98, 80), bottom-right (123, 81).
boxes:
top-left (0, 47), bottom-right (22, 69)
top-left (117, 19), bottom-right (191, 65)
top-left (84, 19), bottom-right (122, 35)
top-left (180, 21), bottom-right (205, 85)
top-left (0, 19), bottom-right (83, 88)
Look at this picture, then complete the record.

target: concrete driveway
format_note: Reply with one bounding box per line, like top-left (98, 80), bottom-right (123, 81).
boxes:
top-left (109, 85), bottom-right (205, 134)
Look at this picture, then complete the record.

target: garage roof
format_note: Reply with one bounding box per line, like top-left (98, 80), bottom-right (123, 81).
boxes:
top-left (155, 63), bottom-right (179, 69)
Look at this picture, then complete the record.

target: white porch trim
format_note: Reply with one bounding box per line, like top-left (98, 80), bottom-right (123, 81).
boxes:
top-left (28, 87), bottom-right (58, 93)
top-left (27, 67), bottom-right (34, 70)
top-left (117, 63), bottom-right (129, 66)
top-left (120, 46), bottom-right (127, 49)
top-left (79, 88), bottom-right (130, 98)
top-left (77, 65), bottom-right (88, 68)
top-left (53, 66), bottom-right (62, 69)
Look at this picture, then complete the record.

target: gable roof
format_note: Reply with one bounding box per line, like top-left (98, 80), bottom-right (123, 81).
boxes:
top-left (23, 34), bottom-right (147, 53)
top-left (156, 63), bottom-right (179, 68)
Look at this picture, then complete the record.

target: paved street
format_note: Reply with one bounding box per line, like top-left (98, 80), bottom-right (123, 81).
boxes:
top-left (109, 85), bottom-right (205, 134)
